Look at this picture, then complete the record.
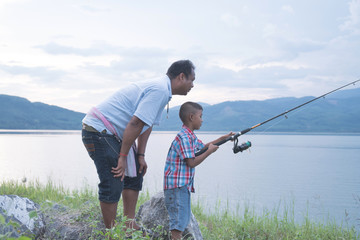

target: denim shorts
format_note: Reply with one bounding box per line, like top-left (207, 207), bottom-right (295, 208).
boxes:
top-left (164, 186), bottom-right (191, 232)
top-left (82, 129), bottom-right (143, 203)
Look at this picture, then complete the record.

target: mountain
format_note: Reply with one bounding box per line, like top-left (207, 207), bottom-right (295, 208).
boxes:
top-left (1, 87), bottom-right (359, 132)
top-left (154, 87), bottom-right (360, 133)
top-left (0, 94), bottom-right (85, 130)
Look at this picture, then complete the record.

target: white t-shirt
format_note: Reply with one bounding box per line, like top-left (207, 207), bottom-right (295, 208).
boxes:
top-left (82, 76), bottom-right (172, 139)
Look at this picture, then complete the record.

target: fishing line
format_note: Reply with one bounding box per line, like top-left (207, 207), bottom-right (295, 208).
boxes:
top-left (254, 102), bottom-right (316, 134)
top-left (195, 79), bottom-right (360, 156)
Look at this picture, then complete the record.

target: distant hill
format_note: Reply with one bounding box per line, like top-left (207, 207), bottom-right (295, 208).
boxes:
top-left (1, 87), bottom-right (359, 132)
top-left (154, 87), bottom-right (360, 133)
top-left (0, 94), bottom-right (85, 130)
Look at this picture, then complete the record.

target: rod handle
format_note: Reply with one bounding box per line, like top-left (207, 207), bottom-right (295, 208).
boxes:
top-left (195, 133), bottom-right (237, 156)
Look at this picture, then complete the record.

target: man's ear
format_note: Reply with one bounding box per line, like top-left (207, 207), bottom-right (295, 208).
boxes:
top-left (179, 72), bottom-right (186, 81)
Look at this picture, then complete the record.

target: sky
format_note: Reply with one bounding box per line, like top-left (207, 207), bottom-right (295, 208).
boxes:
top-left (0, 0), bottom-right (359, 113)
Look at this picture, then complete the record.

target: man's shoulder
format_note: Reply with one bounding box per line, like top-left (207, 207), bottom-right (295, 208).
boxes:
top-left (139, 76), bottom-right (169, 88)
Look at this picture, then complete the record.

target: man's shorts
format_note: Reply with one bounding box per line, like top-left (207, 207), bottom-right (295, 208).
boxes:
top-left (82, 128), bottom-right (143, 203)
top-left (164, 186), bottom-right (191, 232)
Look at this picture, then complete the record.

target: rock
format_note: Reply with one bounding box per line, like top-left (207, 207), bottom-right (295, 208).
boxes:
top-left (0, 195), bottom-right (104, 239)
top-left (41, 201), bottom-right (104, 240)
top-left (136, 192), bottom-right (203, 240)
top-left (0, 195), bottom-right (44, 238)
top-left (1, 193), bottom-right (204, 239)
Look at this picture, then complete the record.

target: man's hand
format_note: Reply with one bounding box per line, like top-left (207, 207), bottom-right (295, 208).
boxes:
top-left (111, 156), bottom-right (127, 181)
top-left (138, 155), bottom-right (148, 176)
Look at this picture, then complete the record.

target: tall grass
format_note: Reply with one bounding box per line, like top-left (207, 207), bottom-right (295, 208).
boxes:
top-left (0, 179), bottom-right (98, 208)
top-left (192, 196), bottom-right (359, 240)
top-left (1, 179), bottom-right (359, 239)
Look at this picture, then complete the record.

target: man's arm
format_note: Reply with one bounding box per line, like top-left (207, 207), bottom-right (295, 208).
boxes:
top-left (137, 126), bottom-right (152, 175)
top-left (111, 116), bottom-right (145, 180)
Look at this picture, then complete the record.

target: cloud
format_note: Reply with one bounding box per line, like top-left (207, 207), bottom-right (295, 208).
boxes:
top-left (0, 0), bottom-right (359, 113)
top-left (0, 0), bottom-right (25, 8)
top-left (197, 63), bottom-right (312, 90)
top-left (76, 4), bottom-right (111, 14)
top-left (0, 64), bottom-right (66, 83)
top-left (220, 13), bottom-right (241, 27)
top-left (340, 0), bottom-right (360, 34)
top-left (281, 5), bottom-right (294, 14)
top-left (277, 38), bottom-right (325, 55)
top-left (35, 42), bottom-right (172, 58)
top-left (35, 42), bottom-right (104, 56)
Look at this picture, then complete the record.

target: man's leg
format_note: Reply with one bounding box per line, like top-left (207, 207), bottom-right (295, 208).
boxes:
top-left (122, 189), bottom-right (140, 229)
top-left (100, 201), bottom-right (118, 229)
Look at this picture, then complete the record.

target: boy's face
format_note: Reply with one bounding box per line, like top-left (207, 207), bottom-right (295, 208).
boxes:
top-left (192, 109), bottom-right (203, 130)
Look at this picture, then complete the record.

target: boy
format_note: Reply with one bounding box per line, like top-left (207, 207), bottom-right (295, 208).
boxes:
top-left (163, 101), bottom-right (233, 240)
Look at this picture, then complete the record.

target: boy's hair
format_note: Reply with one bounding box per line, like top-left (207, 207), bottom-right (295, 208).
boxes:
top-left (166, 60), bottom-right (195, 79)
top-left (179, 102), bottom-right (203, 124)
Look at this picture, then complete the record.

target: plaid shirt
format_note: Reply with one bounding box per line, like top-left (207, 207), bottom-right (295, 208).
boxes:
top-left (163, 125), bottom-right (205, 192)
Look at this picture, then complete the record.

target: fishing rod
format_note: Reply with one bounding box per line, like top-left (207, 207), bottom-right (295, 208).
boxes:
top-left (195, 79), bottom-right (360, 156)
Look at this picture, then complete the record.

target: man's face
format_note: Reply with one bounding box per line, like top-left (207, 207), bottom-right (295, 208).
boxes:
top-left (180, 69), bottom-right (195, 95)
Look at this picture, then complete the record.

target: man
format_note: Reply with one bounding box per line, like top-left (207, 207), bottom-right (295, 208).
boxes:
top-left (81, 60), bottom-right (196, 234)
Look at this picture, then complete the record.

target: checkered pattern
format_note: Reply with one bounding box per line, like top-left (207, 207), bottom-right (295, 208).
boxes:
top-left (164, 125), bottom-right (204, 192)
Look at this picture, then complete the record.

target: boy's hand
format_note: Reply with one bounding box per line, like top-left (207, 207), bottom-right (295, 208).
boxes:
top-left (223, 132), bottom-right (235, 141)
top-left (208, 143), bottom-right (219, 153)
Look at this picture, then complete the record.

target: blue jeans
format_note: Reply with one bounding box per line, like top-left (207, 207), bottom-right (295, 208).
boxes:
top-left (164, 186), bottom-right (191, 232)
top-left (82, 129), bottom-right (143, 203)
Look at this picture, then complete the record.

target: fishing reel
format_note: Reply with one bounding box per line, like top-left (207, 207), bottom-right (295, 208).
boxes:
top-left (233, 136), bottom-right (251, 154)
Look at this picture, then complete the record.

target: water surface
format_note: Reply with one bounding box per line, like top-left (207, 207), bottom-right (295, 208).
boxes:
top-left (0, 130), bottom-right (359, 231)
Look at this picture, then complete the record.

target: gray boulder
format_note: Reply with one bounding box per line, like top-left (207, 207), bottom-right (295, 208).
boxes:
top-left (136, 191), bottom-right (203, 240)
top-left (41, 201), bottom-right (104, 240)
top-left (0, 195), bottom-right (44, 238)
top-left (0, 195), bottom-right (104, 239)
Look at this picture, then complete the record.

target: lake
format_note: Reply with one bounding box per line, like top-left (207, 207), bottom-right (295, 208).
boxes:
top-left (0, 130), bottom-right (359, 232)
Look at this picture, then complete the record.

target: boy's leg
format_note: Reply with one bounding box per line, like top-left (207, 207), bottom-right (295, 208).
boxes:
top-left (100, 201), bottom-right (118, 229)
top-left (164, 186), bottom-right (191, 240)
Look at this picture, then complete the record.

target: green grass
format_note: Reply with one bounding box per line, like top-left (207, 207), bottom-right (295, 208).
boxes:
top-left (0, 179), bottom-right (359, 240)
top-left (192, 197), bottom-right (359, 240)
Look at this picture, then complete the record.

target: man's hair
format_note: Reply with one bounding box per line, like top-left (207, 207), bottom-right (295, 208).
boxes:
top-left (166, 60), bottom-right (195, 79)
top-left (179, 101), bottom-right (203, 123)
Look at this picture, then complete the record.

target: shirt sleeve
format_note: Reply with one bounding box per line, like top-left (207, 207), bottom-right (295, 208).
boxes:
top-left (178, 134), bottom-right (195, 160)
top-left (195, 138), bottom-right (205, 152)
top-left (134, 88), bottom-right (168, 126)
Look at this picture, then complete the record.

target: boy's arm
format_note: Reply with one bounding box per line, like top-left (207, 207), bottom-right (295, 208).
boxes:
top-left (204, 132), bottom-right (234, 148)
top-left (195, 132), bottom-right (234, 157)
top-left (185, 143), bottom-right (219, 168)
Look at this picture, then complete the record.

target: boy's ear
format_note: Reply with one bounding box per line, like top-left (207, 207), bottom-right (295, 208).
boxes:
top-left (189, 113), bottom-right (194, 121)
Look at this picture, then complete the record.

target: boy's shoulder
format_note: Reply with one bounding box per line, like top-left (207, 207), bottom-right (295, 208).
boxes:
top-left (176, 126), bottom-right (194, 138)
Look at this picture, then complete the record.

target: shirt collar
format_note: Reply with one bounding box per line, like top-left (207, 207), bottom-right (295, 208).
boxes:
top-left (182, 125), bottom-right (195, 136)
